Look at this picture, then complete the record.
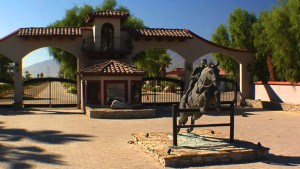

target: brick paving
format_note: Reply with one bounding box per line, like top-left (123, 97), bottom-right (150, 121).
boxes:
top-left (0, 107), bottom-right (299, 169)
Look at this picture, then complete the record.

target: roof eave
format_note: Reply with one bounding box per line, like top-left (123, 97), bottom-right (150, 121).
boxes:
top-left (81, 73), bottom-right (146, 76)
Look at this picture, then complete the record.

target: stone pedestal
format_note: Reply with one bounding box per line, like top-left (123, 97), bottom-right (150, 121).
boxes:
top-left (86, 107), bottom-right (155, 119)
top-left (132, 130), bottom-right (270, 167)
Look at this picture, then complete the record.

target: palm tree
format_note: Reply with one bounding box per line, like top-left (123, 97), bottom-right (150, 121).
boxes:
top-left (158, 53), bottom-right (172, 77)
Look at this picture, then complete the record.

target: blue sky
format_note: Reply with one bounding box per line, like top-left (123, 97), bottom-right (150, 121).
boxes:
top-left (0, 0), bottom-right (278, 68)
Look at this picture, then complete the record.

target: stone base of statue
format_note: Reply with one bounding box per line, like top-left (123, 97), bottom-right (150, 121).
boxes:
top-left (85, 100), bottom-right (155, 119)
top-left (131, 129), bottom-right (269, 167)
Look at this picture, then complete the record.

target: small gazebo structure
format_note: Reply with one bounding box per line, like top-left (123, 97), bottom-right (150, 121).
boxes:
top-left (80, 60), bottom-right (146, 107)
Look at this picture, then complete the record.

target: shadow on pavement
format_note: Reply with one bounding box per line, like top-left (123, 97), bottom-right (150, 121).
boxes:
top-left (0, 108), bottom-right (83, 116)
top-left (40, 109), bottom-right (84, 115)
top-left (0, 109), bottom-right (37, 116)
top-left (0, 121), bottom-right (94, 168)
top-left (264, 154), bottom-right (300, 167)
top-left (0, 144), bottom-right (63, 169)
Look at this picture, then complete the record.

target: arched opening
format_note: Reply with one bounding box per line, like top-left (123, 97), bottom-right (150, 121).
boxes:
top-left (0, 53), bottom-right (14, 107)
top-left (101, 23), bottom-right (114, 51)
top-left (22, 47), bottom-right (78, 79)
top-left (22, 48), bottom-right (59, 78)
top-left (132, 48), bottom-right (185, 105)
top-left (132, 48), bottom-right (185, 78)
top-left (22, 47), bottom-right (78, 107)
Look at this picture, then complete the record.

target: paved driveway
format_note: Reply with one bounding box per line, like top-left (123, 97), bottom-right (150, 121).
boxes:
top-left (0, 107), bottom-right (299, 169)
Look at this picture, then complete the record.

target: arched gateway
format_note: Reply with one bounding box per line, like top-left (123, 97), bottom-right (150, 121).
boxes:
top-left (0, 10), bottom-right (254, 108)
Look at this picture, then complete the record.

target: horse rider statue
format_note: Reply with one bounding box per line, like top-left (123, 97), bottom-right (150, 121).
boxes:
top-left (182, 59), bottom-right (208, 103)
top-left (178, 61), bottom-right (221, 133)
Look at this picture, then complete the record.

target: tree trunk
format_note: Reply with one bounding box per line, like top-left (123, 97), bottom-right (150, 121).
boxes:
top-left (267, 51), bottom-right (276, 81)
top-left (160, 66), bottom-right (166, 77)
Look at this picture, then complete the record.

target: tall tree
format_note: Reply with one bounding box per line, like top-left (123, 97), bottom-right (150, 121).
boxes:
top-left (253, 0), bottom-right (300, 81)
top-left (211, 8), bottom-right (256, 79)
top-left (252, 11), bottom-right (274, 81)
top-left (229, 8), bottom-right (256, 50)
top-left (158, 53), bottom-right (172, 77)
top-left (212, 24), bottom-right (239, 78)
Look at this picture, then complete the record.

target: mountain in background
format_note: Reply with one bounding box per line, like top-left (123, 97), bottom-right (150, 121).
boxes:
top-left (166, 50), bottom-right (185, 72)
top-left (166, 50), bottom-right (217, 72)
top-left (23, 59), bottom-right (60, 78)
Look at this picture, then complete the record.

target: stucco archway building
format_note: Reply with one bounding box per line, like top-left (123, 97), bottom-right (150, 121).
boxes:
top-left (0, 10), bottom-right (255, 108)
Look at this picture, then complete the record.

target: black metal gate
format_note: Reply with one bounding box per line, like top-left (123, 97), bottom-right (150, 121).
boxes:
top-left (142, 76), bottom-right (237, 106)
top-left (23, 78), bottom-right (77, 107)
top-left (142, 77), bottom-right (184, 106)
top-left (0, 79), bottom-right (14, 107)
top-left (219, 76), bottom-right (238, 103)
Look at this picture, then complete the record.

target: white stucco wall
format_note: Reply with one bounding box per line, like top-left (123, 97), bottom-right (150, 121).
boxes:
top-left (255, 83), bottom-right (300, 104)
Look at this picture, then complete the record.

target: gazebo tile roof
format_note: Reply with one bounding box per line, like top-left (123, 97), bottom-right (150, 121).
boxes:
top-left (80, 60), bottom-right (146, 76)
top-left (18, 27), bottom-right (82, 37)
top-left (129, 28), bottom-right (193, 40)
top-left (86, 10), bottom-right (129, 23)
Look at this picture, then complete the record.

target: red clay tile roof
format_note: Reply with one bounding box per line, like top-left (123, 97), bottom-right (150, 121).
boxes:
top-left (80, 60), bottom-right (146, 76)
top-left (129, 28), bottom-right (193, 40)
top-left (167, 68), bottom-right (185, 76)
top-left (86, 10), bottom-right (129, 23)
top-left (18, 27), bottom-right (82, 37)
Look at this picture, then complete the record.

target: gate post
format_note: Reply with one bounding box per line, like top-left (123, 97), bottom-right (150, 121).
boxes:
top-left (13, 61), bottom-right (23, 109)
top-left (230, 102), bottom-right (234, 143)
top-left (81, 80), bottom-right (86, 113)
top-left (49, 81), bottom-right (52, 108)
top-left (234, 79), bottom-right (238, 104)
top-left (172, 104), bottom-right (178, 146)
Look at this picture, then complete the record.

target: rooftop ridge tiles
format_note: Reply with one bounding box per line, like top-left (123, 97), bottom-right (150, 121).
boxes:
top-left (80, 60), bottom-right (145, 76)
top-left (129, 28), bottom-right (193, 40)
top-left (18, 27), bottom-right (82, 37)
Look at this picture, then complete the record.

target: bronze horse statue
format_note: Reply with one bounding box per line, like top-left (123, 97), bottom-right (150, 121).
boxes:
top-left (178, 63), bottom-right (220, 133)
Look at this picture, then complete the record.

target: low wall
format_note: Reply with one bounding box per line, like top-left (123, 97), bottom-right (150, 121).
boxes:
top-left (254, 81), bottom-right (300, 104)
top-left (86, 107), bottom-right (156, 119)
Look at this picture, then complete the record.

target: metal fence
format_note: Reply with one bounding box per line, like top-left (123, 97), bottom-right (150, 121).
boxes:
top-left (23, 78), bottom-right (77, 107)
top-left (142, 76), bottom-right (237, 106)
top-left (219, 77), bottom-right (238, 103)
top-left (142, 77), bottom-right (184, 106)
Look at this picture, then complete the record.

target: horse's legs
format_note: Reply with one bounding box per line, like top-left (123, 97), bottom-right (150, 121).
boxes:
top-left (187, 113), bottom-right (203, 133)
top-left (187, 116), bottom-right (195, 133)
top-left (177, 114), bottom-right (188, 133)
top-left (214, 90), bottom-right (221, 111)
top-left (199, 90), bottom-right (209, 113)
